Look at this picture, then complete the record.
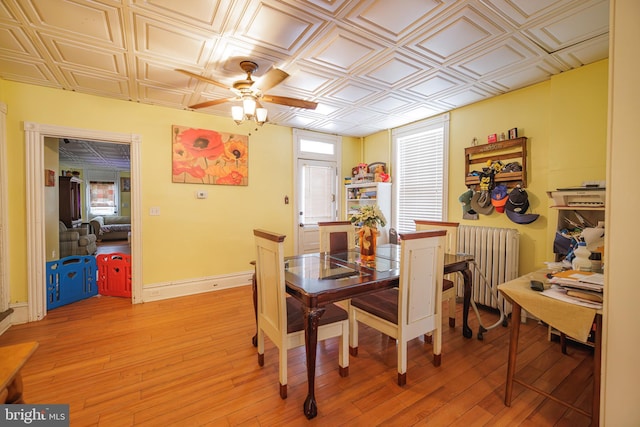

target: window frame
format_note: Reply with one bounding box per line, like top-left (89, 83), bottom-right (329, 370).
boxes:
top-left (391, 113), bottom-right (450, 233)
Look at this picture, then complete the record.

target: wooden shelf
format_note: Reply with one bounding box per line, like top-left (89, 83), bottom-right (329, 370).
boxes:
top-left (464, 137), bottom-right (527, 188)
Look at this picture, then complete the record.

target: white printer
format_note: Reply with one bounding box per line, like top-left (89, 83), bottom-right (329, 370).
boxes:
top-left (547, 187), bottom-right (606, 208)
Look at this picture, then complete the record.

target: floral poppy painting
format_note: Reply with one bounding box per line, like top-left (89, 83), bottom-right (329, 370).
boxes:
top-left (172, 125), bottom-right (249, 185)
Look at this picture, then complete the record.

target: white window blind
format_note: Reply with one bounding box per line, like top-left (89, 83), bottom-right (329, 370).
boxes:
top-left (392, 114), bottom-right (449, 233)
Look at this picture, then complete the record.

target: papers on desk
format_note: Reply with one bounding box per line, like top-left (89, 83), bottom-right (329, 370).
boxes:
top-left (548, 270), bottom-right (604, 292)
top-left (542, 285), bottom-right (602, 309)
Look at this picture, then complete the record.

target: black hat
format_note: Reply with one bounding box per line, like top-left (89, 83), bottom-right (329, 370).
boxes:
top-left (506, 209), bottom-right (540, 224)
top-left (505, 187), bottom-right (530, 214)
top-left (505, 187), bottom-right (539, 224)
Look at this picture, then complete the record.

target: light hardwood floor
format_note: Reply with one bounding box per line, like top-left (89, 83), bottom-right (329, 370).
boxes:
top-left (0, 286), bottom-right (594, 426)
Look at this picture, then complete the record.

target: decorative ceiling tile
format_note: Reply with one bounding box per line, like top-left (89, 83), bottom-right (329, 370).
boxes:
top-left (522, 0), bottom-right (609, 52)
top-left (40, 35), bottom-right (126, 75)
top-left (17, 0), bottom-right (125, 47)
top-left (131, 0), bottom-right (233, 32)
top-left (409, 5), bottom-right (508, 63)
top-left (305, 26), bottom-right (384, 71)
top-left (345, 0), bottom-right (452, 41)
top-left (236, 1), bottom-right (323, 54)
top-left (133, 14), bottom-right (215, 66)
top-left (0, 0), bottom-right (610, 138)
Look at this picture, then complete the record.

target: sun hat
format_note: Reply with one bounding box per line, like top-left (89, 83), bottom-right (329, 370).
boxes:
top-left (491, 184), bottom-right (508, 213)
top-left (470, 191), bottom-right (494, 215)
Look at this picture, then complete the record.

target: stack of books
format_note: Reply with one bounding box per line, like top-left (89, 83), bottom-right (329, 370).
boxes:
top-left (543, 270), bottom-right (604, 308)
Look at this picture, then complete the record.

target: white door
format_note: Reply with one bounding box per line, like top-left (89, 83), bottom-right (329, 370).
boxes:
top-left (296, 159), bottom-right (338, 253)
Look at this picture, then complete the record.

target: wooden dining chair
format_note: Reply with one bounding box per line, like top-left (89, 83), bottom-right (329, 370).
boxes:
top-left (348, 230), bottom-right (446, 386)
top-left (414, 220), bottom-right (459, 328)
top-left (318, 221), bottom-right (356, 253)
top-left (253, 229), bottom-right (349, 399)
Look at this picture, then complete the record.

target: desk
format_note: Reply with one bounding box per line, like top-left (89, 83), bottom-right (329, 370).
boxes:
top-left (498, 270), bottom-right (601, 425)
top-left (282, 246), bottom-right (474, 419)
top-left (0, 341), bottom-right (39, 403)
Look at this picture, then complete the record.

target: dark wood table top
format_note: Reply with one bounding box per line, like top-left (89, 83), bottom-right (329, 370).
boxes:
top-left (284, 245), bottom-right (473, 308)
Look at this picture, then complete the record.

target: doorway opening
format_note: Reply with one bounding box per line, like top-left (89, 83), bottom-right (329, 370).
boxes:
top-left (25, 122), bottom-right (141, 322)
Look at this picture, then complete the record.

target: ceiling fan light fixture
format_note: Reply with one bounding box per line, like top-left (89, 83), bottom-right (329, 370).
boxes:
top-left (242, 97), bottom-right (256, 117)
top-left (231, 105), bottom-right (244, 124)
top-left (256, 107), bottom-right (268, 126)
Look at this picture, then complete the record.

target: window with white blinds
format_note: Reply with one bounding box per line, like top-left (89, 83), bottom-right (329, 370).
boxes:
top-left (391, 113), bottom-right (449, 233)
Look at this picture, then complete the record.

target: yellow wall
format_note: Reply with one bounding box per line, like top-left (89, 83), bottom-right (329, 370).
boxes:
top-left (1, 80), bottom-right (298, 302)
top-left (364, 60), bottom-right (608, 275)
top-left (0, 59), bottom-right (608, 303)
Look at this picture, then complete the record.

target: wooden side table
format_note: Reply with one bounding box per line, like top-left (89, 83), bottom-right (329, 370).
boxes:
top-left (0, 341), bottom-right (39, 403)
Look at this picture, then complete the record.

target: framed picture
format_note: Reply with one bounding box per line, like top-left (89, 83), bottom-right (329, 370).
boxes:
top-left (121, 177), bottom-right (131, 192)
top-left (508, 127), bottom-right (518, 139)
top-left (45, 169), bottom-right (55, 187)
top-left (172, 125), bottom-right (249, 186)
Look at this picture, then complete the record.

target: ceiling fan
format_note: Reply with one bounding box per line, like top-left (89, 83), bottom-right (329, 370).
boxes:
top-left (177, 61), bottom-right (318, 122)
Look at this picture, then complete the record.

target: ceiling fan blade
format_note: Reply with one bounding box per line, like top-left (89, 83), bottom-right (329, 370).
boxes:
top-left (262, 95), bottom-right (318, 110)
top-left (188, 97), bottom-right (237, 110)
top-left (176, 69), bottom-right (229, 90)
top-left (256, 67), bottom-right (289, 92)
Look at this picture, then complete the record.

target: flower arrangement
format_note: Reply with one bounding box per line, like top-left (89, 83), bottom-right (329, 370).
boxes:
top-left (350, 204), bottom-right (387, 229)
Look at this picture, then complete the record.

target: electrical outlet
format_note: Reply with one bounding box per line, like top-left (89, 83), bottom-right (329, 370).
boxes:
top-left (150, 206), bottom-right (160, 216)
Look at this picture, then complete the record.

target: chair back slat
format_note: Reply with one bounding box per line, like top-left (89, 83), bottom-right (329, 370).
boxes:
top-left (414, 220), bottom-right (459, 254)
top-left (254, 229), bottom-right (287, 341)
top-left (318, 221), bottom-right (356, 253)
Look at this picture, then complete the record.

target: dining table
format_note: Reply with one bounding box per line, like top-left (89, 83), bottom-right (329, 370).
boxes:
top-left (251, 243), bottom-right (475, 419)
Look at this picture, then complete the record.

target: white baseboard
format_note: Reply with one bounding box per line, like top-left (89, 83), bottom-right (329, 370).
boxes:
top-left (142, 270), bottom-right (253, 302)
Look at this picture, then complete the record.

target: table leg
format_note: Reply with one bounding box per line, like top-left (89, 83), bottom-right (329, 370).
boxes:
top-left (593, 314), bottom-right (602, 426)
top-left (251, 262), bottom-right (257, 347)
top-left (504, 302), bottom-right (522, 406)
top-left (461, 266), bottom-right (473, 339)
top-left (302, 306), bottom-right (324, 420)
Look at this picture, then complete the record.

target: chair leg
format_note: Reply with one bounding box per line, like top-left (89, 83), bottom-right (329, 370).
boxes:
top-left (278, 346), bottom-right (288, 399)
top-left (279, 383), bottom-right (287, 399)
top-left (448, 295), bottom-right (456, 327)
top-left (339, 320), bottom-right (349, 377)
top-left (349, 309), bottom-right (359, 356)
top-left (397, 339), bottom-right (408, 386)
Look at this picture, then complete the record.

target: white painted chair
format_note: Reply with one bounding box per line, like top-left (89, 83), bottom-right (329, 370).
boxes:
top-left (254, 229), bottom-right (349, 399)
top-left (414, 220), bottom-right (459, 328)
top-left (318, 221), bottom-right (357, 254)
top-left (349, 230), bottom-right (446, 386)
